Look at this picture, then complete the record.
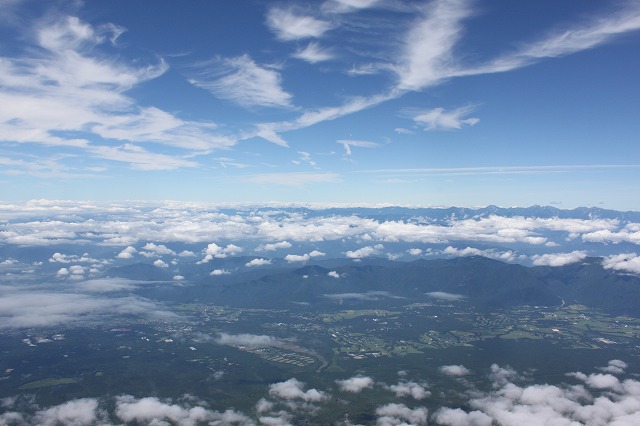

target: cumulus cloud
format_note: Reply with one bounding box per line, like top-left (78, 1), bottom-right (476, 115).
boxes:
top-left (602, 253), bottom-right (640, 275)
top-left (246, 258), bottom-right (271, 267)
top-left (443, 246), bottom-right (517, 262)
top-left (33, 398), bottom-right (100, 426)
top-left (284, 250), bottom-right (325, 263)
top-left (440, 365), bottom-right (470, 377)
top-left (407, 248), bottom-right (423, 256)
top-left (256, 241), bottom-right (292, 251)
top-left (426, 291), bottom-right (466, 301)
top-left (437, 361), bottom-right (640, 426)
top-left (215, 333), bottom-right (278, 347)
top-left (115, 395), bottom-right (252, 425)
top-left (346, 244), bottom-right (384, 259)
top-left (375, 403), bottom-right (429, 425)
top-left (141, 242), bottom-right (176, 256)
top-left (116, 246), bottom-right (137, 259)
top-left (268, 378), bottom-right (328, 402)
top-left (327, 270), bottom-right (340, 278)
top-left (210, 269), bottom-right (230, 276)
top-left (336, 376), bottom-right (374, 393)
top-left (531, 250), bottom-right (587, 266)
top-left (153, 259), bottom-right (169, 268)
top-left (200, 243), bottom-right (243, 262)
top-left (387, 381), bottom-right (431, 400)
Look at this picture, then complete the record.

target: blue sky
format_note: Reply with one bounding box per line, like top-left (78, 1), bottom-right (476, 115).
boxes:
top-left (1, 0), bottom-right (640, 208)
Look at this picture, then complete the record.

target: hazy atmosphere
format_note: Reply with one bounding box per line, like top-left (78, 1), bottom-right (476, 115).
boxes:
top-left (2, 1), bottom-right (640, 425)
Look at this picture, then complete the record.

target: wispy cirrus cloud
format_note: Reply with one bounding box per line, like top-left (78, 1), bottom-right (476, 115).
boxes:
top-left (266, 7), bottom-right (332, 41)
top-left (411, 106), bottom-right (479, 131)
top-left (188, 54), bottom-right (293, 109)
top-left (0, 15), bottom-right (233, 170)
top-left (458, 3), bottom-right (640, 76)
top-left (337, 139), bottom-right (381, 156)
top-left (293, 42), bottom-right (335, 63)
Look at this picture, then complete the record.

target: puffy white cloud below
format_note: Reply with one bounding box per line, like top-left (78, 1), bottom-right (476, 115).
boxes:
top-left (0, 291), bottom-right (174, 329)
top-left (426, 291), bottom-right (466, 301)
top-left (387, 381), bottom-right (431, 400)
top-left (602, 253), bottom-right (640, 275)
top-left (531, 250), bottom-right (588, 267)
top-left (440, 365), bottom-right (470, 377)
top-left (215, 333), bottom-right (278, 347)
top-left (443, 246), bottom-right (517, 262)
top-left (246, 258), bottom-right (271, 267)
top-left (336, 376), bottom-right (374, 393)
top-left (268, 378), bottom-right (327, 402)
top-left (346, 244), bottom-right (384, 259)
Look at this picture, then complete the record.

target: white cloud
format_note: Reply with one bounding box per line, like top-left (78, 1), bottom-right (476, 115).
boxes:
top-left (56, 267), bottom-right (69, 276)
top-left (602, 253), bottom-right (640, 275)
top-left (200, 243), bottom-right (243, 262)
top-left (115, 395), bottom-right (252, 426)
top-left (75, 278), bottom-right (141, 293)
top-left (337, 139), bottom-right (381, 156)
top-left (336, 376), bottom-right (374, 393)
top-left (412, 106), bottom-right (479, 131)
top-left (284, 250), bottom-right (325, 263)
top-left (266, 7), bottom-right (332, 41)
top-left (598, 359), bottom-right (628, 375)
top-left (33, 398), bottom-right (100, 426)
top-left (464, 3), bottom-right (640, 76)
top-left (0, 15), bottom-right (233, 168)
top-left (189, 55), bottom-right (292, 109)
top-left (395, 0), bottom-right (472, 91)
top-left (531, 250), bottom-right (587, 267)
top-left (257, 241), bottom-right (293, 252)
top-left (215, 333), bottom-right (278, 347)
top-left (346, 244), bottom-right (383, 259)
top-left (432, 407), bottom-right (492, 426)
top-left (153, 259), bottom-right (169, 268)
top-left (440, 365), bottom-right (470, 377)
top-left (387, 381), bottom-right (431, 400)
top-left (210, 269), bottom-right (230, 276)
top-left (327, 270), bottom-right (340, 278)
top-left (246, 258), bottom-right (271, 267)
top-left (142, 243), bottom-right (176, 256)
top-left (116, 246), bottom-right (137, 259)
top-left (324, 291), bottom-right (399, 301)
top-left (440, 361), bottom-right (640, 426)
top-left (426, 291), bottom-right (465, 301)
top-left (375, 403), bottom-right (429, 426)
top-left (293, 42), bottom-right (334, 63)
top-left (407, 248), bottom-right (422, 256)
top-left (443, 246), bottom-right (517, 262)
top-left (268, 378), bottom-right (328, 402)
top-left (322, 0), bottom-right (380, 14)
top-left (0, 291), bottom-right (173, 329)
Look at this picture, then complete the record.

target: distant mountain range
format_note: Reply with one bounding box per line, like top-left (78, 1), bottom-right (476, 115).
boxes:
top-left (110, 256), bottom-right (640, 316)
